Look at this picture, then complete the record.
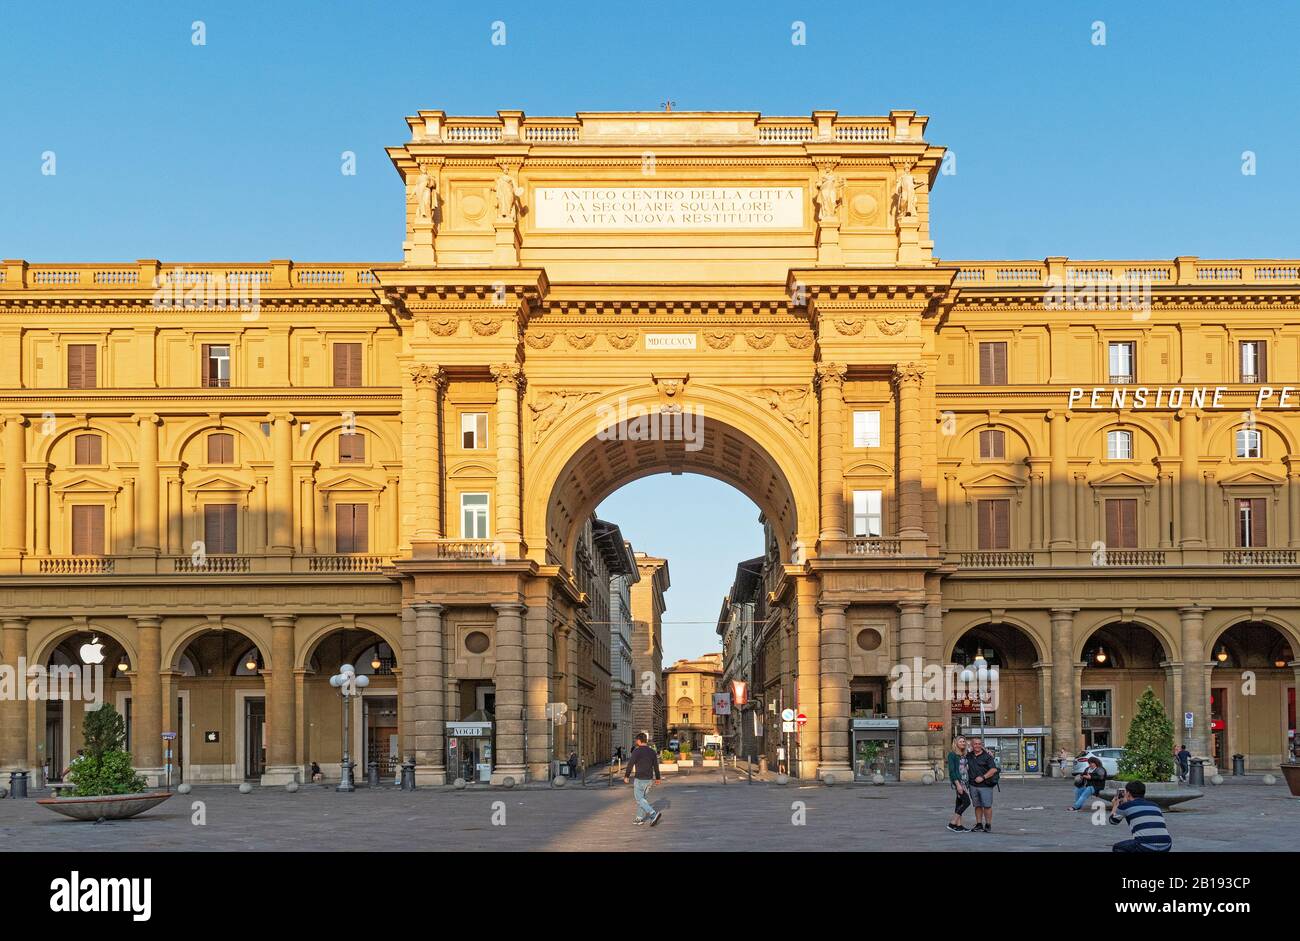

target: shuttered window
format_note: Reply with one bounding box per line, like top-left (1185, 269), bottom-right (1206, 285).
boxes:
top-left (67, 344), bottom-right (97, 389)
top-left (978, 429), bottom-right (1005, 459)
top-left (74, 434), bottom-right (102, 465)
top-left (203, 504), bottom-right (238, 554)
top-left (71, 505), bottom-right (105, 555)
top-left (461, 412), bottom-right (489, 449)
top-left (333, 343), bottom-right (363, 387)
top-left (207, 432), bottom-right (234, 464)
top-left (336, 503), bottom-right (369, 553)
top-left (976, 499), bottom-right (1010, 550)
top-left (200, 344), bottom-right (231, 387)
top-left (1240, 341), bottom-right (1267, 383)
top-left (339, 432), bottom-right (366, 463)
top-left (1236, 498), bottom-right (1267, 547)
top-left (1104, 498), bottom-right (1138, 549)
top-left (978, 342), bottom-right (1007, 385)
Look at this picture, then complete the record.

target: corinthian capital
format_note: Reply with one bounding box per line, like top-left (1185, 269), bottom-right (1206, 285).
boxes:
top-left (490, 362), bottom-right (525, 390)
top-left (894, 362), bottom-right (927, 387)
top-left (408, 363), bottom-right (447, 389)
top-left (814, 362), bottom-right (847, 390)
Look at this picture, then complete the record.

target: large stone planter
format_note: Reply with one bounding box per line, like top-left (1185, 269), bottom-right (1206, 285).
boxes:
top-left (1281, 762), bottom-right (1300, 797)
top-left (1100, 781), bottom-right (1203, 809)
top-left (37, 791), bottom-right (173, 821)
top-left (660, 763), bottom-right (679, 773)
top-left (702, 759), bottom-right (720, 767)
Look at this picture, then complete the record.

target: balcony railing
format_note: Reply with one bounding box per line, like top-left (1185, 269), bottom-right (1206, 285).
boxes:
top-left (431, 540), bottom-right (502, 561)
top-left (848, 537), bottom-right (903, 557)
top-left (1223, 548), bottom-right (1297, 566)
top-left (308, 554), bottom-right (389, 572)
top-left (1096, 549), bottom-right (1166, 567)
top-left (173, 555), bottom-right (251, 573)
top-left (958, 551), bottom-right (1035, 568)
top-left (38, 557), bottom-right (115, 574)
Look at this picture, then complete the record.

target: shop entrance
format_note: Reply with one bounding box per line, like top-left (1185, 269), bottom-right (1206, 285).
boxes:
top-left (364, 696), bottom-right (398, 779)
top-left (851, 718), bottom-right (900, 781)
top-left (244, 697), bottom-right (266, 780)
top-left (446, 714), bottom-right (493, 783)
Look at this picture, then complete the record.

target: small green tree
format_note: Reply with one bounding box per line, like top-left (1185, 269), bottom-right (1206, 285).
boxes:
top-left (1117, 687), bottom-right (1176, 783)
top-left (68, 704), bottom-right (147, 796)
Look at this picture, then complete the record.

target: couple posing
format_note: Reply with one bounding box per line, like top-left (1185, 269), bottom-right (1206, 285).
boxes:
top-left (947, 735), bottom-right (999, 832)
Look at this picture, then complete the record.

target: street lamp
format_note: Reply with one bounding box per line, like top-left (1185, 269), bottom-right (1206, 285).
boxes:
top-left (329, 663), bottom-right (369, 792)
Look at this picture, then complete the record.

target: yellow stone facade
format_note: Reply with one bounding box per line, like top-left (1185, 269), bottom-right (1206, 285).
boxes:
top-left (1, 108), bottom-right (1296, 786)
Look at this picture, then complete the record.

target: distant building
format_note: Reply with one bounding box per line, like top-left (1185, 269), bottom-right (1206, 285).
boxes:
top-left (630, 554), bottom-right (670, 748)
top-left (593, 518), bottom-right (639, 756)
top-left (664, 652), bottom-right (724, 750)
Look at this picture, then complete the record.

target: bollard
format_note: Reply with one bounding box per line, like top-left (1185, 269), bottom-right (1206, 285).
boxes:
top-left (8, 770), bottom-right (28, 799)
top-left (367, 761), bottom-right (380, 787)
top-left (1188, 757), bottom-right (1205, 786)
top-left (400, 759), bottom-right (416, 791)
top-left (1232, 754), bottom-right (1246, 777)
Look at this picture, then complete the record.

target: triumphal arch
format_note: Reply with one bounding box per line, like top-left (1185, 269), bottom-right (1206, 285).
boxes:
top-left (383, 109), bottom-right (952, 783)
top-left (3, 107), bottom-right (1297, 788)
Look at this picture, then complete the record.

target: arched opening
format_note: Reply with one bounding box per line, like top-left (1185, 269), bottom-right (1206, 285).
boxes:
top-left (1207, 621), bottom-right (1296, 768)
top-left (172, 627), bottom-right (267, 783)
top-left (1079, 622), bottom-right (1171, 750)
top-left (302, 627), bottom-right (401, 783)
top-left (40, 631), bottom-right (134, 783)
top-left (947, 623), bottom-right (1046, 775)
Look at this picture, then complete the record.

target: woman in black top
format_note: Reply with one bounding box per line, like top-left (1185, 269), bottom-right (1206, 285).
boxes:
top-left (1070, 756), bottom-right (1106, 811)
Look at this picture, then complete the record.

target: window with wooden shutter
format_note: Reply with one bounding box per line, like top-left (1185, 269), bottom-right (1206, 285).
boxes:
top-left (1236, 498), bottom-right (1267, 547)
top-left (1105, 498), bottom-right (1138, 549)
top-left (336, 503), bottom-right (369, 553)
top-left (74, 434), bottom-right (102, 465)
top-left (67, 344), bottom-right (97, 389)
top-left (203, 504), bottom-right (238, 554)
top-left (339, 432), bottom-right (366, 463)
top-left (1240, 341), bottom-right (1267, 383)
top-left (207, 432), bottom-right (234, 464)
top-left (201, 344), bottom-right (231, 387)
top-left (977, 499), bottom-right (1010, 550)
top-left (333, 343), bottom-right (363, 387)
top-left (978, 342), bottom-right (1007, 385)
top-left (71, 504), bottom-right (105, 556)
top-left (978, 429), bottom-right (1005, 459)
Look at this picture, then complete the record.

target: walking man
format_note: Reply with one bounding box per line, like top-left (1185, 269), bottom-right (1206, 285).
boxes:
top-left (1175, 744), bottom-right (1190, 782)
top-left (966, 737), bottom-right (999, 832)
top-left (623, 732), bottom-right (664, 826)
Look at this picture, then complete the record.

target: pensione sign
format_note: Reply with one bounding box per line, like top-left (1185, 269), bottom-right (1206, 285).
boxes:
top-left (1069, 386), bottom-right (1300, 410)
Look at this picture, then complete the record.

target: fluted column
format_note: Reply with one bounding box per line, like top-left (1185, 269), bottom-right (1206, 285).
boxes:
top-left (815, 363), bottom-right (847, 548)
top-left (818, 600), bottom-right (850, 781)
top-left (409, 365), bottom-right (445, 541)
top-left (1028, 469), bottom-right (1045, 550)
top-left (1157, 471), bottom-right (1174, 549)
top-left (1179, 606), bottom-right (1212, 757)
top-left (268, 414), bottom-right (294, 551)
top-left (490, 363), bottom-right (524, 553)
top-left (131, 616), bottom-right (163, 781)
top-left (136, 414), bottom-right (160, 552)
top-left (1, 415), bottom-right (27, 556)
top-left (0, 618), bottom-right (29, 770)
top-left (894, 363), bottom-right (927, 540)
top-left (524, 581), bottom-right (553, 780)
top-left (1050, 608), bottom-right (1079, 757)
top-left (412, 602), bottom-right (446, 782)
top-left (492, 602), bottom-right (526, 783)
top-left (1178, 411), bottom-right (1204, 547)
top-left (262, 615), bottom-right (298, 784)
top-left (897, 601), bottom-right (929, 779)
top-left (795, 577), bottom-right (821, 778)
top-left (1047, 412), bottom-right (1071, 548)
top-left (300, 477), bottom-right (316, 553)
top-left (166, 477), bottom-right (182, 553)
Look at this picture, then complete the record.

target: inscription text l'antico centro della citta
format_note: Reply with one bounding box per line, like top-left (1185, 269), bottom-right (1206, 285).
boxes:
top-left (534, 186), bottom-right (804, 230)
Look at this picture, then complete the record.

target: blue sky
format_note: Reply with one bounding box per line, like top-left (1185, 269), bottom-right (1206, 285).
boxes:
top-left (3, 2), bottom-right (1297, 660)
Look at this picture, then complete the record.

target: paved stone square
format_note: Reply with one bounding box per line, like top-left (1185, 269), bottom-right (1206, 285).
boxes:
top-left (3, 773), bottom-right (1295, 851)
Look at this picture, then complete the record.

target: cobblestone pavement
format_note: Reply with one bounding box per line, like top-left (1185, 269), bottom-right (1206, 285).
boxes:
top-left (2, 773), bottom-right (1294, 851)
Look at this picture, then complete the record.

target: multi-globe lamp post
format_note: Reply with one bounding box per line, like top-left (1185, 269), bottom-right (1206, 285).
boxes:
top-left (329, 664), bottom-right (369, 792)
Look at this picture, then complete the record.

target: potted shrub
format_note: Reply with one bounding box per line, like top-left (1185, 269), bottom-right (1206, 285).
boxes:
top-left (1104, 687), bottom-right (1201, 808)
top-left (679, 747), bottom-right (694, 766)
top-left (38, 704), bottom-right (172, 821)
top-left (702, 747), bottom-right (720, 768)
top-left (1282, 758), bottom-right (1300, 798)
top-left (658, 748), bottom-right (679, 772)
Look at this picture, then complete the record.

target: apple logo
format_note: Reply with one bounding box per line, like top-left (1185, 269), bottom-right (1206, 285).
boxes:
top-left (79, 636), bottom-right (105, 665)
